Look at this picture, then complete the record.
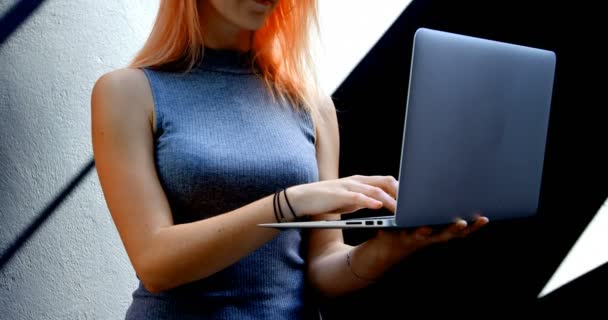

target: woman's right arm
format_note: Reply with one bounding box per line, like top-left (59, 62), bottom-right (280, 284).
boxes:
top-left (91, 69), bottom-right (395, 294)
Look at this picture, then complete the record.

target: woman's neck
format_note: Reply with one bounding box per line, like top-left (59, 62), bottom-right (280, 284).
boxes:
top-left (200, 4), bottom-right (252, 52)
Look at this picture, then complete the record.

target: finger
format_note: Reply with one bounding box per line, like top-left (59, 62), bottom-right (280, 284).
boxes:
top-left (413, 226), bottom-right (433, 240)
top-left (344, 180), bottom-right (396, 211)
top-left (342, 191), bottom-right (384, 211)
top-left (345, 181), bottom-right (396, 213)
top-left (458, 216), bottom-right (489, 238)
top-left (394, 227), bottom-right (432, 241)
top-left (349, 175), bottom-right (398, 200)
top-left (431, 219), bottom-right (467, 242)
top-left (414, 226), bottom-right (433, 236)
top-left (472, 215), bottom-right (489, 228)
top-left (447, 218), bottom-right (468, 233)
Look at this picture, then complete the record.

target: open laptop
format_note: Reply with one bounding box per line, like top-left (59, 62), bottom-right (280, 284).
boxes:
top-left (259, 27), bottom-right (556, 229)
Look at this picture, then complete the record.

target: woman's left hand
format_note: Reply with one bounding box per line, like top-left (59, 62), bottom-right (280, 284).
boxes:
top-left (346, 174), bottom-right (490, 266)
top-left (371, 215), bottom-right (490, 262)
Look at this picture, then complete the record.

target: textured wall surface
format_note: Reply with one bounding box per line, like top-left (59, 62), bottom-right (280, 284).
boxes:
top-left (0, 0), bottom-right (158, 318)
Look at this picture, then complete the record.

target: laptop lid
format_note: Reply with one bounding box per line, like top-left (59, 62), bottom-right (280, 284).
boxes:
top-left (395, 28), bottom-right (556, 228)
top-left (259, 28), bottom-right (556, 230)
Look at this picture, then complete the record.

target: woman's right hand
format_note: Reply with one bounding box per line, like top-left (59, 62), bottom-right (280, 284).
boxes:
top-left (287, 175), bottom-right (399, 218)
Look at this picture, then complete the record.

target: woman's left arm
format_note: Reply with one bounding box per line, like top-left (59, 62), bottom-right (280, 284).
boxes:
top-left (306, 96), bottom-right (488, 297)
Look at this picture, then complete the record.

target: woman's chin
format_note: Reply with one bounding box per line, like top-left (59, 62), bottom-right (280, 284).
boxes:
top-left (239, 18), bottom-right (267, 31)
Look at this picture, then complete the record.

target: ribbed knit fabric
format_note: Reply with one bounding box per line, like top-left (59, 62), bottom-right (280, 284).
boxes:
top-left (124, 48), bottom-right (320, 319)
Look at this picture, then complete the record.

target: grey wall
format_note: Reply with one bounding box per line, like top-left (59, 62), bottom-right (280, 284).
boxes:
top-left (0, 0), bottom-right (158, 318)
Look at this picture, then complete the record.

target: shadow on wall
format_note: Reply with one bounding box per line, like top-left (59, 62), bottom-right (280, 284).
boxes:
top-left (0, 0), bottom-right (47, 44)
top-left (0, 159), bottom-right (95, 270)
top-left (0, 0), bottom-right (100, 271)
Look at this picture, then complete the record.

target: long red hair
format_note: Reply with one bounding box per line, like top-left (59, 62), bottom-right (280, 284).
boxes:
top-left (129, 0), bottom-right (324, 126)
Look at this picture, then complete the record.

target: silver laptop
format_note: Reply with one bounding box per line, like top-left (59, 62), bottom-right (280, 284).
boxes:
top-left (259, 27), bottom-right (556, 229)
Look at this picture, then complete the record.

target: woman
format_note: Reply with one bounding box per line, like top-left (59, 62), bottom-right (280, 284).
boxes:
top-left (91, 0), bottom-right (489, 318)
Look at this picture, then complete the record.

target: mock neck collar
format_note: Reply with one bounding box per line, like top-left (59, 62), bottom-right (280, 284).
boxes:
top-left (194, 47), bottom-right (256, 74)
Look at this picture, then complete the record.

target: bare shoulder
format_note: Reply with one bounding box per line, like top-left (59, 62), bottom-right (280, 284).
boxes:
top-left (91, 68), bottom-right (155, 133)
top-left (318, 94), bottom-right (338, 123)
top-left (313, 93), bottom-right (340, 181)
top-left (314, 93), bottom-right (339, 143)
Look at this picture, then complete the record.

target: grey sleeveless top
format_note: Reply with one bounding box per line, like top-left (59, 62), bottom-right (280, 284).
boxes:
top-left (125, 48), bottom-right (320, 319)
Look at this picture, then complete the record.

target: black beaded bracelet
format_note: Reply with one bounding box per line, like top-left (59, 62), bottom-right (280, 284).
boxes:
top-left (276, 190), bottom-right (286, 221)
top-left (282, 188), bottom-right (298, 219)
top-left (272, 191), bottom-right (281, 223)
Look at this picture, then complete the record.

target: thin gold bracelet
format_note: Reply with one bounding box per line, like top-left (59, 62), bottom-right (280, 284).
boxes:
top-left (346, 249), bottom-right (377, 283)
